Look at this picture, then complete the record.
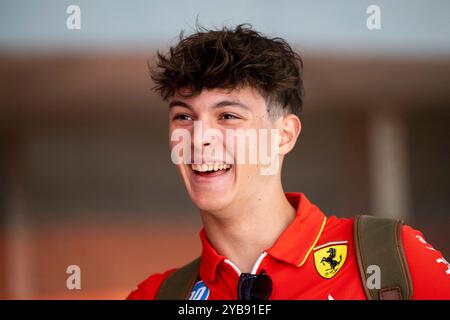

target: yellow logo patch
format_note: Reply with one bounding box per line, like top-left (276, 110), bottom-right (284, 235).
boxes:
top-left (314, 244), bottom-right (347, 279)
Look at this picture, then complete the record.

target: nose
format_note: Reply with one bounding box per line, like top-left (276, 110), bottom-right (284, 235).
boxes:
top-left (192, 119), bottom-right (216, 147)
top-left (192, 119), bottom-right (223, 163)
top-left (201, 133), bottom-right (213, 147)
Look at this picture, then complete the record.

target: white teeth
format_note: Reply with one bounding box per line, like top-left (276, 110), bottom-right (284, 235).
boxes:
top-left (191, 163), bottom-right (232, 172)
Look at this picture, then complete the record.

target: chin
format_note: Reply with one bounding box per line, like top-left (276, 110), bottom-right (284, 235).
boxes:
top-left (191, 192), bottom-right (234, 212)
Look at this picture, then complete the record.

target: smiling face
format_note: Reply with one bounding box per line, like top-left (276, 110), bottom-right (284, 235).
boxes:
top-left (168, 86), bottom-right (290, 214)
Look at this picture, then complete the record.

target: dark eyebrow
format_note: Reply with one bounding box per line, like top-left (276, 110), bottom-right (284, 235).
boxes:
top-left (213, 100), bottom-right (250, 110)
top-left (168, 99), bottom-right (249, 110)
top-left (168, 100), bottom-right (192, 109)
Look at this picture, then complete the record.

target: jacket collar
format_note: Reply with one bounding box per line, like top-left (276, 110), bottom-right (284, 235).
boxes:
top-left (199, 192), bottom-right (327, 282)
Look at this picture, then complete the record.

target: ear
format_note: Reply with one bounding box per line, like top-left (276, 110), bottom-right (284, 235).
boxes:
top-left (278, 114), bottom-right (301, 155)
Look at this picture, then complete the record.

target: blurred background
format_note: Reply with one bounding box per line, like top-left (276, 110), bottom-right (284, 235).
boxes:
top-left (0, 0), bottom-right (449, 299)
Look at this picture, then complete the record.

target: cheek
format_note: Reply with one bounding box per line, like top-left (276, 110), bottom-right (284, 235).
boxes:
top-left (238, 164), bottom-right (263, 183)
top-left (168, 139), bottom-right (177, 150)
top-left (169, 127), bottom-right (194, 161)
top-left (177, 164), bottom-right (186, 176)
top-left (168, 123), bottom-right (181, 137)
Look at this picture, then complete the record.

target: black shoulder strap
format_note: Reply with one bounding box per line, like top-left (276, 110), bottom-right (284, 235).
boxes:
top-left (155, 257), bottom-right (201, 300)
top-left (353, 215), bottom-right (413, 300)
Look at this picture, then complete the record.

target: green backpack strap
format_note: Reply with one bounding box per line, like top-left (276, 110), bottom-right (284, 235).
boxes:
top-left (155, 257), bottom-right (201, 300)
top-left (353, 215), bottom-right (413, 300)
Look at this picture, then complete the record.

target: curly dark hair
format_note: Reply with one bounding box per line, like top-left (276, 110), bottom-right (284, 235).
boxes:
top-left (150, 23), bottom-right (304, 118)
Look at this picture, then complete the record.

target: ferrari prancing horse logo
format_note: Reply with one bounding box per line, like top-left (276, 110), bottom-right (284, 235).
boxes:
top-left (314, 244), bottom-right (347, 279)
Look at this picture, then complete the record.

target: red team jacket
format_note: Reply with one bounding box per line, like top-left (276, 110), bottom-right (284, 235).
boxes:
top-left (127, 193), bottom-right (450, 300)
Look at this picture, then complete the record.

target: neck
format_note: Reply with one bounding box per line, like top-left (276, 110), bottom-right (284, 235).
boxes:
top-left (200, 183), bottom-right (296, 274)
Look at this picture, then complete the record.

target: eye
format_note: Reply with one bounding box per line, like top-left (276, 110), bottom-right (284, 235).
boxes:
top-left (219, 113), bottom-right (240, 120)
top-left (173, 113), bottom-right (193, 121)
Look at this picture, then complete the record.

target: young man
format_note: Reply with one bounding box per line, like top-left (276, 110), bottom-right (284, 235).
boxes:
top-left (127, 24), bottom-right (450, 300)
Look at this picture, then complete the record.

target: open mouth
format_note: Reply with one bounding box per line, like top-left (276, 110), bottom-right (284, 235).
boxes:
top-left (191, 163), bottom-right (232, 177)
